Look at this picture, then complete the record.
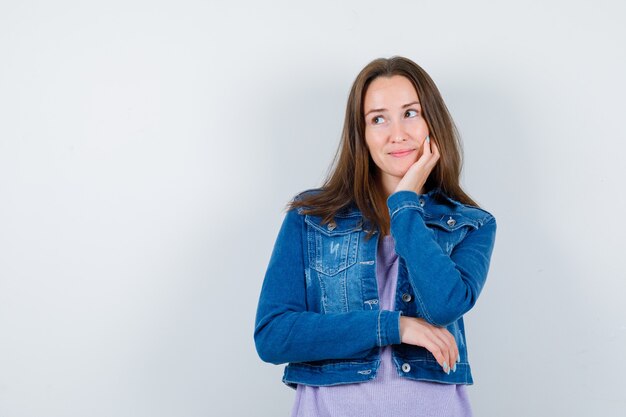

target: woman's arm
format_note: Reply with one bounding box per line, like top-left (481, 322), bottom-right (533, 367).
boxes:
top-left (387, 191), bottom-right (497, 327)
top-left (253, 207), bottom-right (401, 365)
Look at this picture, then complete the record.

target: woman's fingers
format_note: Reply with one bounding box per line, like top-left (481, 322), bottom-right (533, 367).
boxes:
top-left (417, 136), bottom-right (438, 171)
top-left (429, 328), bottom-right (451, 373)
top-left (399, 317), bottom-right (458, 374)
top-left (446, 329), bottom-right (458, 370)
top-left (430, 140), bottom-right (440, 165)
top-left (393, 136), bottom-right (440, 194)
top-left (421, 337), bottom-right (449, 372)
top-left (419, 136), bottom-right (433, 165)
top-left (422, 330), bottom-right (455, 373)
top-left (423, 138), bottom-right (439, 169)
top-left (432, 328), bottom-right (457, 373)
top-left (423, 136), bottom-right (432, 156)
top-left (432, 139), bottom-right (440, 159)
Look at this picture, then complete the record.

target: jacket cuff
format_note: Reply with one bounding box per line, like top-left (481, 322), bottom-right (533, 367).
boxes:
top-left (377, 310), bottom-right (402, 346)
top-left (386, 191), bottom-right (426, 218)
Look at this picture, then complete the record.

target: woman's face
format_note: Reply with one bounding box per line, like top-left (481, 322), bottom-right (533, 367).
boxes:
top-left (363, 75), bottom-right (430, 194)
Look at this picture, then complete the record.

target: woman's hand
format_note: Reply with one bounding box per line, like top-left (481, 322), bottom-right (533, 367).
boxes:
top-left (394, 136), bottom-right (440, 195)
top-left (399, 316), bottom-right (458, 374)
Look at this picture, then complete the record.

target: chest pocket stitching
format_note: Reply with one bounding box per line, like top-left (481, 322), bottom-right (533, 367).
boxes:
top-left (423, 215), bottom-right (477, 254)
top-left (423, 214), bottom-right (479, 232)
top-left (305, 216), bottom-right (361, 276)
top-left (304, 215), bottom-right (363, 236)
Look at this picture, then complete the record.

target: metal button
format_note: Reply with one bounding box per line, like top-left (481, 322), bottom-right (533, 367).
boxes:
top-left (401, 363), bottom-right (411, 373)
top-left (401, 293), bottom-right (412, 303)
top-left (446, 217), bottom-right (456, 227)
top-left (327, 221), bottom-right (336, 231)
top-left (419, 198), bottom-right (425, 207)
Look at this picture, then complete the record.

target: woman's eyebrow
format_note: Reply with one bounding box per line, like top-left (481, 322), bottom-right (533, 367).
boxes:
top-left (402, 101), bottom-right (420, 108)
top-left (364, 108), bottom-right (386, 117)
top-left (364, 101), bottom-right (421, 117)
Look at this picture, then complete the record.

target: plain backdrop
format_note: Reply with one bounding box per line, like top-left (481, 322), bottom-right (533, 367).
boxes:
top-left (1, 1), bottom-right (625, 416)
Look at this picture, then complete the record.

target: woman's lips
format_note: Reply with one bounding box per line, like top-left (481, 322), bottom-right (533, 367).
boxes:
top-left (388, 149), bottom-right (415, 158)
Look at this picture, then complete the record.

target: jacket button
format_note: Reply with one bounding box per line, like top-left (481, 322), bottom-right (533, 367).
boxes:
top-left (401, 363), bottom-right (411, 373)
top-left (419, 198), bottom-right (425, 207)
top-left (327, 221), bottom-right (336, 231)
top-left (446, 217), bottom-right (456, 227)
top-left (401, 293), bottom-right (412, 303)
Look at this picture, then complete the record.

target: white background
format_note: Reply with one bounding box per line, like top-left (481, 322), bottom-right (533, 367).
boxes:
top-left (1, 1), bottom-right (625, 416)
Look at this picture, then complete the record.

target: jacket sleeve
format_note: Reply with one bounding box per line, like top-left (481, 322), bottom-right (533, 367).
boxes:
top-left (387, 191), bottom-right (497, 327)
top-left (254, 206), bottom-right (401, 365)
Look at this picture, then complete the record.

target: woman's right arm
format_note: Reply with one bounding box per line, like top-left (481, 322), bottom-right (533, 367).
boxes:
top-left (254, 207), bottom-right (401, 365)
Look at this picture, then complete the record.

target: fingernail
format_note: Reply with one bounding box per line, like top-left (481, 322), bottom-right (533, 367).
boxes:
top-left (426, 136), bottom-right (430, 142)
top-left (457, 356), bottom-right (460, 364)
top-left (443, 361), bottom-right (449, 374)
top-left (452, 363), bottom-right (457, 372)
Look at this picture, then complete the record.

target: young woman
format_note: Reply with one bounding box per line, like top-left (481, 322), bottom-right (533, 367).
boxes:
top-left (254, 56), bottom-right (497, 416)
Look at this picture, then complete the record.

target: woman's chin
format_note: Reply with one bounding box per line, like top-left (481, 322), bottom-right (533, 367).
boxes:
top-left (393, 163), bottom-right (414, 177)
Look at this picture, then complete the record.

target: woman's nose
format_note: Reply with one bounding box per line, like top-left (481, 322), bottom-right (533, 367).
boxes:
top-left (390, 121), bottom-right (408, 142)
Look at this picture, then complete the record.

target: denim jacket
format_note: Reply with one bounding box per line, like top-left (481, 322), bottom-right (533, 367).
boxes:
top-left (254, 188), bottom-right (497, 388)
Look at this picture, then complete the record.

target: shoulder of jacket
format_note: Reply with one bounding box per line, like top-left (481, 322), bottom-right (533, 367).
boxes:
top-left (289, 189), bottom-right (364, 229)
top-left (287, 188), bottom-right (324, 215)
top-left (457, 203), bottom-right (496, 227)
top-left (435, 190), bottom-right (496, 226)
top-left (292, 188), bottom-right (323, 202)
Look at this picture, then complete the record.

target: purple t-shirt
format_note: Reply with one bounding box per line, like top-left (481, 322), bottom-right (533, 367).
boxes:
top-left (290, 235), bottom-right (473, 417)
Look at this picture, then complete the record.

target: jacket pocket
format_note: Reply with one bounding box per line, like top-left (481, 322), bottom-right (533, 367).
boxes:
top-left (423, 213), bottom-right (479, 255)
top-left (305, 215), bottom-right (362, 313)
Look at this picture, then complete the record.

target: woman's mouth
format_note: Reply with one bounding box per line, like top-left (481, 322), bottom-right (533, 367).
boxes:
top-left (388, 149), bottom-right (415, 158)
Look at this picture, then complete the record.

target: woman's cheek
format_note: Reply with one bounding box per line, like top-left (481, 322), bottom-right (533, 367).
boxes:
top-left (416, 147), bottom-right (424, 161)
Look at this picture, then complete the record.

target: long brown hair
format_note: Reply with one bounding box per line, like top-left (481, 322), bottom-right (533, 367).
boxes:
top-left (289, 56), bottom-right (479, 236)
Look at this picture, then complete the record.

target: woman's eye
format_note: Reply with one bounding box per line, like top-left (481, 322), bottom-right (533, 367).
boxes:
top-left (372, 116), bottom-right (384, 124)
top-left (405, 109), bottom-right (418, 118)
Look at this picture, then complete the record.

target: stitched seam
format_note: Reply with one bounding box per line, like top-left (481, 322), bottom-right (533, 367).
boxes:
top-left (412, 283), bottom-right (436, 325)
top-left (377, 310), bottom-right (382, 346)
top-left (391, 199), bottom-right (492, 229)
top-left (288, 359), bottom-right (379, 369)
top-left (389, 204), bottom-right (424, 220)
top-left (398, 261), bottom-right (436, 325)
top-left (391, 210), bottom-right (446, 325)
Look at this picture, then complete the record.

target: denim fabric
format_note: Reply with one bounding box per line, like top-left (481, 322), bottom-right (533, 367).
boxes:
top-left (254, 188), bottom-right (497, 388)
